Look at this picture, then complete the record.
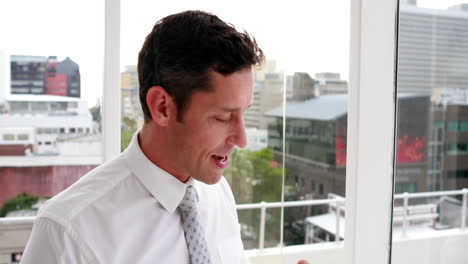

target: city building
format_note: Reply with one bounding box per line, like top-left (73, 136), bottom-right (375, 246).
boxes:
top-left (429, 101), bottom-right (468, 192)
top-left (0, 95), bottom-right (99, 156)
top-left (121, 65), bottom-right (143, 127)
top-left (398, 4), bottom-right (468, 94)
top-left (55, 57), bottom-right (81, 98)
top-left (266, 94), bottom-right (431, 201)
top-left (245, 128), bottom-right (268, 151)
top-left (0, 55), bottom-right (100, 211)
top-left (6, 53), bottom-right (81, 98)
top-left (244, 66), bottom-right (284, 129)
top-left (286, 72), bottom-right (315, 102)
top-left (10, 55), bottom-right (47, 95)
top-left (314, 72), bottom-right (348, 95)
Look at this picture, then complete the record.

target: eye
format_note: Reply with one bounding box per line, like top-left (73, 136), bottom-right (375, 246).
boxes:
top-left (215, 114), bottom-right (232, 123)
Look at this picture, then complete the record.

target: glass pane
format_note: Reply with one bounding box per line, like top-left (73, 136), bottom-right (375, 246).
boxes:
top-left (392, 1), bottom-right (468, 263)
top-left (121, 1), bottom-right (285, 251)
top-left (121, 1), bottom-right (349, 262)
top-left (278, 3), bottom-right (349, 250)
top-left (0, 0), bottom-right (104, 260)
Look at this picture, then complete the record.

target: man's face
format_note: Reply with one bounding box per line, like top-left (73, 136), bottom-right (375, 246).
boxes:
top-left (167, 67), bottom-right (254, 184)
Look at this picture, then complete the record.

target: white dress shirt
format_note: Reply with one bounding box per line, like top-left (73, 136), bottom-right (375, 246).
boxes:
top-left (20, 132), bottom-right (247, 264)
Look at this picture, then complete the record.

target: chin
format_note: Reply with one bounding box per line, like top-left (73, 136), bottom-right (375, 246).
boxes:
top-left (198, 173), bottom-right (223, 185)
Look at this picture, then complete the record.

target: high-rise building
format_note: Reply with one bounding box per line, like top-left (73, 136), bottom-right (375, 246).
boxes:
top-left (10, 55), bottom-right (47, 95)
top-left (245, 72), bottom-right (284, 129)
top-left (286, 72), bottom-right (315, 102)
top-left (8, 54), bottom-right (81, 98)
top-left (120, 65), bottom-right (142, 127)
top-left (46, 56), bottom-right (68, 97)
top-left (314, 72), bottom-right (348, 95)
top-left (266, 94), bottom-right (430, 200)
top-left (56, 57), bottom-right (81, 98)
top-left (245, 61), bottom-right (284, 129)
top-left (398, 4), bottom-right (468, 93)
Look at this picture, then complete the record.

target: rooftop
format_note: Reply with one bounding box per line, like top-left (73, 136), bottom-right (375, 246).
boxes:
top-left (266, 94), bottom-right (430, 121)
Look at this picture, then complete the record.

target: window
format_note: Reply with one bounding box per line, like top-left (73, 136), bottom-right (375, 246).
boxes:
top-left (448, 121), bottom-right (468, 132)
top-left (0, 0), bottom-right (104, 228)
top-left (447, 170), bottom-right (468, 179)
top-left (392, 1), bottom-right (468, 263)
top-left (395, 182), bottom-right (416, 194)
top-left (121, 0), bottom-right (350, 253)
top-left (1, 0), bottom-right (431, 263)
top-left (447, 143), bottom-right (468, 155)
top-left (17, 134), bottom-right (29, 141)
top-left (2, 134), bottom-right (14, 141)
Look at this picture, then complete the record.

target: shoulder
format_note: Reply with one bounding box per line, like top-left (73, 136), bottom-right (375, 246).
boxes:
top-left (21, 216), bottom-right (97, 264)
top-left (38, 154), bottom-right (132, 224)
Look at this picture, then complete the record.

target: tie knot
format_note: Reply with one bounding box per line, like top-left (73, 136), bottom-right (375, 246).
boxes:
top-left (178, 186), bottom-right (198, 214)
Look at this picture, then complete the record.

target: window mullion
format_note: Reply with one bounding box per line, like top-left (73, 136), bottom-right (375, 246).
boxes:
top-left (345, 0), bottom-right (398, 263)
top-left (103, 0), bottom-right (121, 161)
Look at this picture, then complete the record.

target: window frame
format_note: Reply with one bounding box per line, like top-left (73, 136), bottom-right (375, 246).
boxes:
top-left (103, 0), bottom-right (398, 263)
top-left (103, 0), bottom-right (121, 162)
top-left (344, 0), bottom-right (397, 263)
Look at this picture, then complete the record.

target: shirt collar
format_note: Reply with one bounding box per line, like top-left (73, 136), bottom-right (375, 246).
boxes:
top-left (122, 131), bottom-right (192, 214)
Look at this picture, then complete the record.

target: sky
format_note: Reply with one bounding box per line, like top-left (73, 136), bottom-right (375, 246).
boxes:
top-left (0, 0), bottom-right (467, 107)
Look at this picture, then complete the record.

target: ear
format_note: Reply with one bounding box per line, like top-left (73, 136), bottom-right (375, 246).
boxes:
top-left (146, 86), bottom-right (175, 126)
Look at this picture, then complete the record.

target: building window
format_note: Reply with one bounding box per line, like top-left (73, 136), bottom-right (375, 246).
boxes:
top-left (448, 121), bottom-right (468, 132)
top-left (395, 182), bottom-right (417, 193)
top-left (447, 170), bottom-right (468, 179)
top-left (319, 184), bottom-right (324, 195)
top-left (447, 143), bottom-right (468, 155)
top-left (17, 134), bottom-right (29, 141)
top-left (433, 121), bottom-right (444, 129)
top-left (2, 134), bottom-right (15, 141)
top-left (70, 128), bottom-right (76, 133)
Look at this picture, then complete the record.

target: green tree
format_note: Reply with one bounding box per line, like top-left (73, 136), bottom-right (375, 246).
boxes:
top-left (121, 129), bottom-right (136, 152)
top-left (224, 148), bottom-right (285, 248)
top-left (122, 116), bottom-right (137, 131)
top-left (121, 116), bottom-right (138, 152)
top-left (90, 104), bottom-right (102, 132)
top-left (0, 193), bottom-right (40, 217)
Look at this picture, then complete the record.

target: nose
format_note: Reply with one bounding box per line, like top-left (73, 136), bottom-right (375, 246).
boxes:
top-left (227, 116), bottom-right (247, 148)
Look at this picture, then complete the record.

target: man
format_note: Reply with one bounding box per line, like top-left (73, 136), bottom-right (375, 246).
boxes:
top-left (20, 10), bottom-right (263, 263)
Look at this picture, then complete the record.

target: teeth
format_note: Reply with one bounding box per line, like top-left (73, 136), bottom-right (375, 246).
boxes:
top-left (213, 155), bottom-right (228, 162)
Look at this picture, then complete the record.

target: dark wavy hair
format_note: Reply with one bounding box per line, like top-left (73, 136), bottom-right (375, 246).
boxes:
top-left (138, 10), bottom-right (264, 122)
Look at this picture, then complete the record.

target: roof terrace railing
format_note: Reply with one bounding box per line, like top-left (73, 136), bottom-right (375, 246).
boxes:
top-left (0, 189), bottom-right (466, 255)
top-left (235, 188), bottom-right (468, 250)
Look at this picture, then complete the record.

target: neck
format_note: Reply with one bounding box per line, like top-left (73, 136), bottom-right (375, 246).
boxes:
top-left (139, 123), bottom-right (190, 183)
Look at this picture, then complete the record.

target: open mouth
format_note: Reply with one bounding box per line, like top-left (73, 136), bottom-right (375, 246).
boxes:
top-left (212, 155), bottom-right (227, 162)
top-left (211, 154), bottom-right (229, 169)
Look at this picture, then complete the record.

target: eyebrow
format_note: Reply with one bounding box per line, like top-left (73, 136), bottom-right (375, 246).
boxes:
top-left (219, 104), bottom-right (253, 112)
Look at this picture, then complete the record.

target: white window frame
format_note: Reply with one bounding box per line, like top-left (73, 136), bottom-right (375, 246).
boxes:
top-left (345, 0), bottom-right (397, 263)
top-left (103, 0), bottom-right (398, 263)
top-left (103, 0), bottom-right (121, 161)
